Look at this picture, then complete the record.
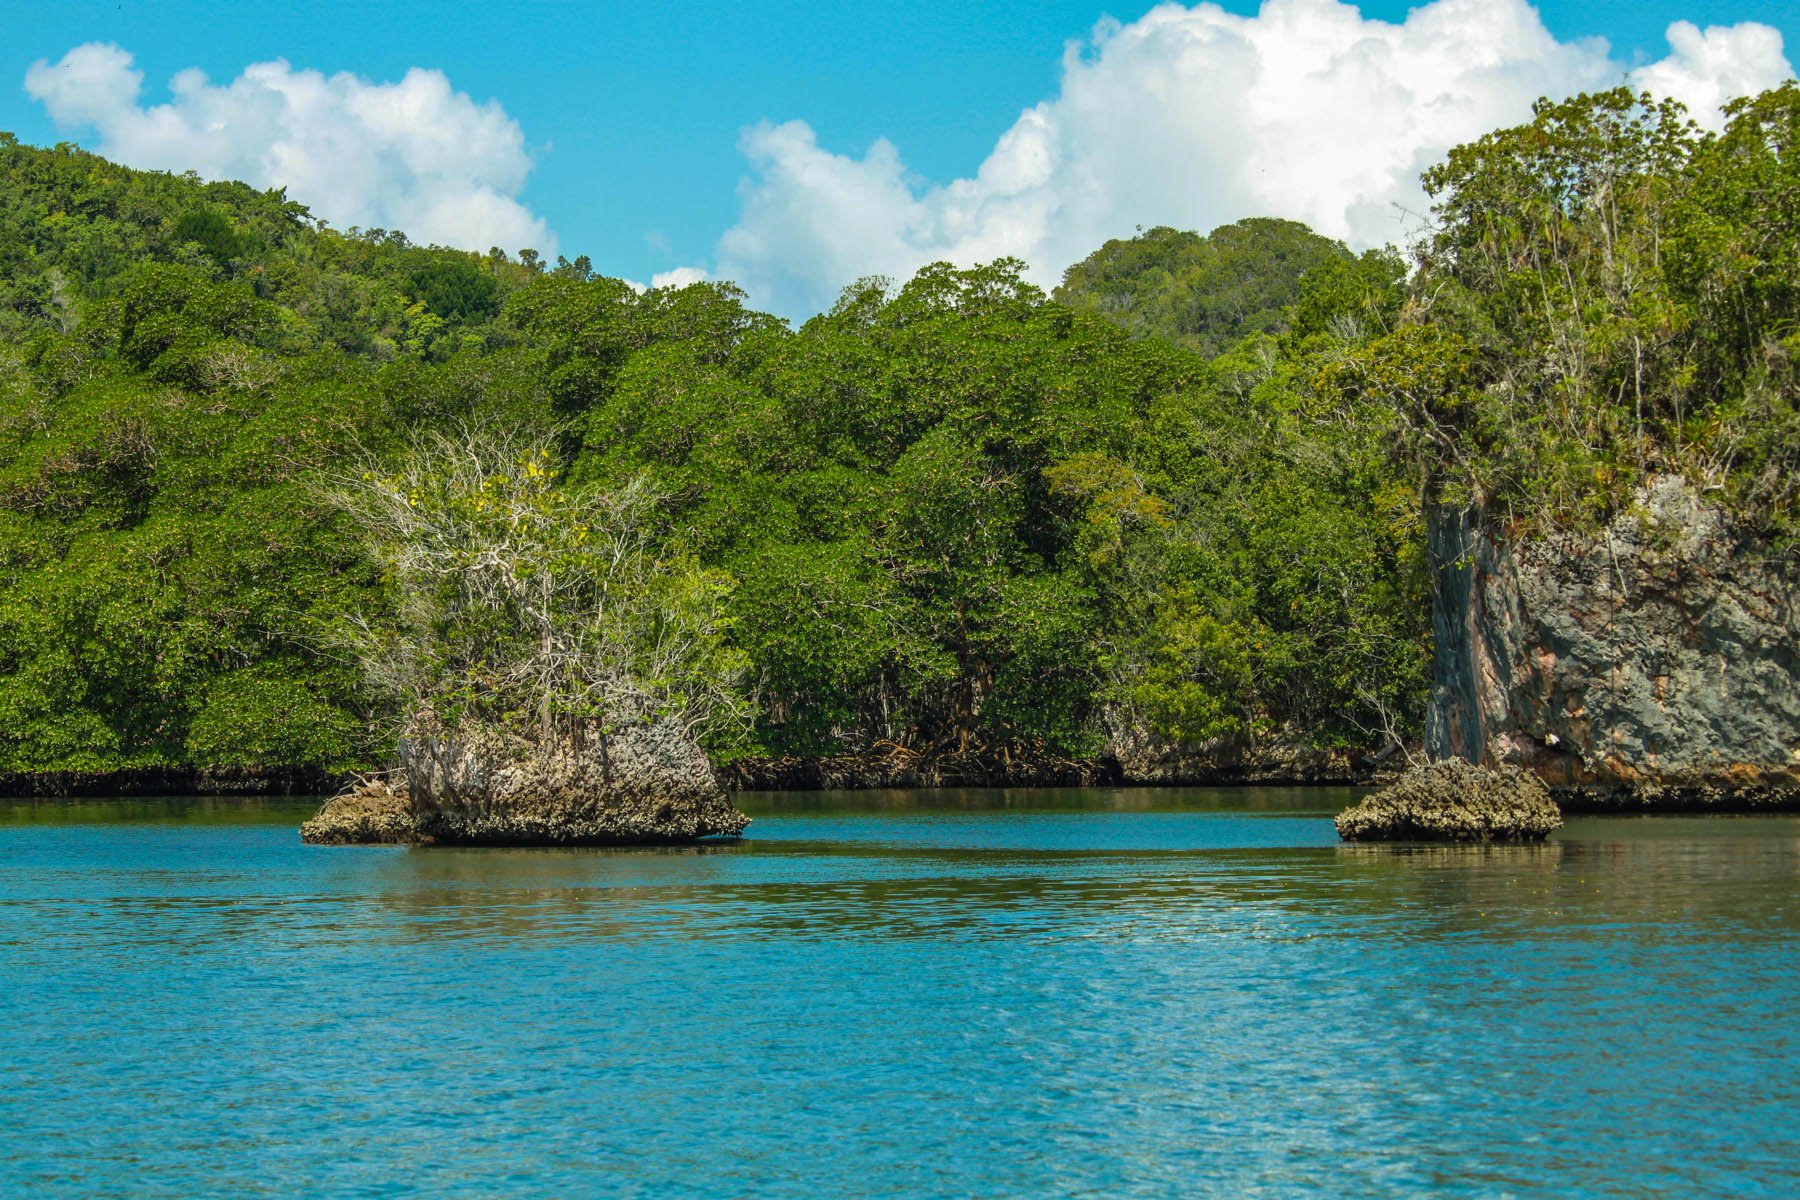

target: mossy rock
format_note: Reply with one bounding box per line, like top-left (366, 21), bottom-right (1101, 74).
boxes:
top-left (1335, 759), bottom-right (1563, 842)
top-left (300, 779), bottom-right (417, 844)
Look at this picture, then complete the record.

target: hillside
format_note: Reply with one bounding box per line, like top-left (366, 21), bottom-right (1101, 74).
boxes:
top-left (1053, 218), bottom-right (1362, 357)
top-left (0, 135), bottom-right (1429, 781)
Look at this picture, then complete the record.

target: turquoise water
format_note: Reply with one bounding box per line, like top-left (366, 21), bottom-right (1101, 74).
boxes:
top-left (3, 788), bottom-right (1797, 1198)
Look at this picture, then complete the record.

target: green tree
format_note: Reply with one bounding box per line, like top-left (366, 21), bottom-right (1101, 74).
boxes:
top-left (1056, 218), bottom-right (1353, 356)
top-left (1331, 85), bottom-right (1800, 533)
top-left (328, 425), bottom-right (750, 746)
top-left (407, 258), bottom-right (501, 322)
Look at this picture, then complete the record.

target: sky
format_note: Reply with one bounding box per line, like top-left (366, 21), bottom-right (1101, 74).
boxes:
top-left (3, 0), bottom-right (1796, 317)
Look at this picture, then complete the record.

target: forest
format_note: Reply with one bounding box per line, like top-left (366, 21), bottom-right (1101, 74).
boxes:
top-left (1, 82), bottom-right (1795, 783)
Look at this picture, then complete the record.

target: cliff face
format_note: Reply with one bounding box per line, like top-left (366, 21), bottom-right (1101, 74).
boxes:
top-left (1426, 477), bottom-right (1800, 804)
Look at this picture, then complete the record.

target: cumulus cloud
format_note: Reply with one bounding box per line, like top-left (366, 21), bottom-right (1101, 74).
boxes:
top-left (1632, 19), bottom-right (1793, 123)
top-left (24, 43), bottom-right (553, 254)
top-left (651, 266), bottom-right (711, 289)
top-left (715, 0), bottom-right (1794, 317)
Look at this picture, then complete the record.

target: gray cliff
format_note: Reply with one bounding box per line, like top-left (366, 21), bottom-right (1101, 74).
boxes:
top-left (1426, 476), bottom-right (1800, 805)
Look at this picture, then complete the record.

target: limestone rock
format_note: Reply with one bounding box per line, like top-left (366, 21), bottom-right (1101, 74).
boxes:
top-left (1427, 477), bottom-right (1800, 802)
top-left (1101, 705), bottom-right (1367, 785)
top-left (300, 778), bottom-right (415, 844)
top-left (1335, 759), bottom-right (1563, 842)
top-left (302, 710), bottom-right (749, 846)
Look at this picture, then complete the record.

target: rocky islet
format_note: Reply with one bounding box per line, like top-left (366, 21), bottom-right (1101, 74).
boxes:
top-left (301, 710), bottom-right (749, 845)
top-left (1335, 759), bottom-right (1564, 842)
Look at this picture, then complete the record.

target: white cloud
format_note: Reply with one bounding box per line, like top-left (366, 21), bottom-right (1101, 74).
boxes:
top-left (617, 267), bottom-right (710, 294)
top-left (1631, 19), bottom-right (1793, 123)
top-left (24, 43), bottom-right (554, 255)
top-left (714, 0), bottom-right (1794, 317)
top-left (651, 266), bottom-right (711, 290)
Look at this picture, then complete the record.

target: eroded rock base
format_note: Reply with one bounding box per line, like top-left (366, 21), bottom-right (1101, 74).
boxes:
top-left (300, 776), bottom-right (749, 845)
top-left (1336, 759), bottom-right (1564, 842)
top-left (301, 780), bottom-right (417, 844)
top-left (1557, 784), bottom-right (1800, 813)
top-left (301, 714), bottom-right (751, 846)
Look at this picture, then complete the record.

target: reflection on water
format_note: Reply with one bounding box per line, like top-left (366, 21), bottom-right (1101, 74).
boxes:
top-left (0, 793), bottom-right (322, 825)
top-left (732, 784), bottom-right (1352, 815)
top-left (1, 791), bottom-right (1796, 1199)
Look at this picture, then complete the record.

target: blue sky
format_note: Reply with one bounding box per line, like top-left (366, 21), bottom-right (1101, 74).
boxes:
top-left (4, 0), bottom-right (1796, 315)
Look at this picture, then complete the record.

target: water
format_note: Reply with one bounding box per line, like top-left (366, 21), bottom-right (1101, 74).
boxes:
top-left (2, 787), bottom-right (1797, 1199)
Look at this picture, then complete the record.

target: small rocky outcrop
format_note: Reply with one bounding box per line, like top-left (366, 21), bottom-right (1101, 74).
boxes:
top-left (300, 778), bottom-right (416, 844)
top-left (1334, 759), bottom-right (1564, 842)
top-left (302, 711), bottom-right (749, 846)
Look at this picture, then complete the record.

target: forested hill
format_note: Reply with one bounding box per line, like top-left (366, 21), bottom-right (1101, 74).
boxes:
top-left (0, 131), bottom-right (592, 355)
top-left (0, 133), bottom-right (1429, 780)
top-left (1054, 218), bottom-right (1371, 356)
top-left (10, 83), bottom-right (1790, 785)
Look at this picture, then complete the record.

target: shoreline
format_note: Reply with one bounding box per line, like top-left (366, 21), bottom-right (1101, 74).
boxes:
top-left (4, 761), bottom-right (1797, 813)
top-left (0, 767), bottom-right (345, 799)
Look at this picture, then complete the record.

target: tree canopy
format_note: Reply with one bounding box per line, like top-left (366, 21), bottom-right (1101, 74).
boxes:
top-left (1322, 85), bottom-right (1800, 533)
top-left (16, 80), bottom-right (1791, 781)
top-left (0, 131), bottom-right (1432, 775)
top-left (1054, 218), bottom-right (1354, 357)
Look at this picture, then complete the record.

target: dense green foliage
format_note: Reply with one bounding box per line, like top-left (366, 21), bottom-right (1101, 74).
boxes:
top-left (0, 133), bottom-right (1428, 775)
top-left (10, 85), bottom-right (1793, 781)
top-left (0, 135), bottom-right (560, 772)
top-left (69, 107), bottom-right (1774, 775)
top-left (509, 259), bottom-right (1427, 759)
top-left (1322, 86), bottom-right (1800, 532)
top-left (1054, 218), bottom-right (1353, 356)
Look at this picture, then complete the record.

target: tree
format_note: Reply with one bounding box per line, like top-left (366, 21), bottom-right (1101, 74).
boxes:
top-left (327, 425), bottom-right (750, 748)
top-left (169, 207), bottom-right (250, 270)
top-left (406, 258), bottom-right (501, 322)
top-left (1056, 218), bottom-right (1354, 356)
top-left (1337, 85), bottom-right (1800, 532)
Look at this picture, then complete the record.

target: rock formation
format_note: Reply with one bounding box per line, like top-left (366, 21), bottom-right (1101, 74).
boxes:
top-left (1426, 476), bottom-right (1800, 808)
top-left (301, 778), bottom-right (417, 844)
top-left (1335, 759), bottom-right (1563, 841)
top-left (302, 710), bottom-right (748, 845)
top-left (1103, 707), bottom-right (1367, 785)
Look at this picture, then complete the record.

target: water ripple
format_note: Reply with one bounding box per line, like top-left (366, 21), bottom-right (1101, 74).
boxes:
top-left (1, 800), bottom-right (1797, 1198)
